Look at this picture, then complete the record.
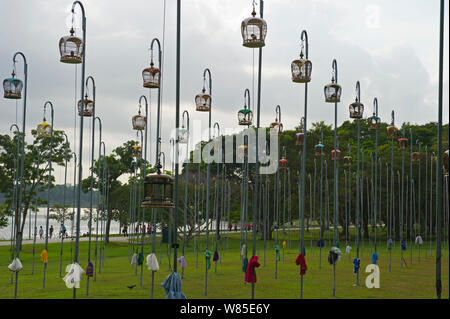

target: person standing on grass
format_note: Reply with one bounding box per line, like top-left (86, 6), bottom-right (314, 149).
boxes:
top-left (39, 226), bottom-right (44, 239)
top-left (49, 225), bottom-right (54, 239)
top-left (123, 225), bottom-right (128, 237)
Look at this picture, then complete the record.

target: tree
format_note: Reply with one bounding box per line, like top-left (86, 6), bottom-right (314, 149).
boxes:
top-left (0, 129), bottom-right (71, 249)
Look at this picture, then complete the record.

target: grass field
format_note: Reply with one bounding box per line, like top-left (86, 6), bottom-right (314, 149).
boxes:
top-left (1, 230), bottom-right (448, 299)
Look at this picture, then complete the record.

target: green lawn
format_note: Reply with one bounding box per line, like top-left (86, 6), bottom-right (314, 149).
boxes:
top-left (1, 230), bottom-right (448, 299)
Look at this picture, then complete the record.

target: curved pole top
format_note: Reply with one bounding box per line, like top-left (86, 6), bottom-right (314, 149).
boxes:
top-left (62, 132), bottom-right (69, 144)
top-left (95, 116), bottom-right (102, 128)
top-left (86, 76), bottom-right (95, 98)
top-left (300, 30), bottom-right (309, 59)
top-left (203, 68), bottom-right (212, 80)
top-left (373, 97), bottom-right (378, 116)
top-left (71, 1), bottom-right (85, 16)
top-left (355, 81), bottom-right (361, 101)
top-left (101, 141), bottom-right (106, 155)
top-left (13, 52), bottom-right (27, 65)
top-left (332, 59), bottom-right (338, 83)
top-left (275, 105), bottom-right (281, 122)
top-left (139, 95), bottom-right (148, 107)
top-left (43, 101), bottom-right (54, 115)
top-left (182, 110), bottom-right (190, 130)
top-left (244, 89), bottom-right (251, 110)
top-left (150, 38), bottom-right (162, 65)
top-left (9, 124), bottom-right (20, 133)
top-left (213, 122), bottom-right (220, 137)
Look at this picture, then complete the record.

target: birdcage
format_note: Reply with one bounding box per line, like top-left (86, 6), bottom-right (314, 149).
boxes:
top-left (178, 125), bottom-right (189, 144)
top-left (315, 143), bottom-right (325, 156)
top-left (142, 63), bottom-right (161, 88)
top-left (241, 7), bottom-right (267, 48)
top-left (296, 132), bottom-right (305, 146)
top-left (142, 168), bottom-right (175, 208)
top-left (398, 138), bottom-right (408, 151)
top-left (59, 28), bottom-right (83, 64)
top-left (269, 118), bottom-right (283, 136)
top-left (3, 72), bottom-right (23, 99)
top-left (132, 145), bottom-right (142, 158)
top-left (349, 98), bottom-right (364, 119)
top-left (443, 150), bottom-right (449, 177)
top-left (77, 96), bottom-right (94, 117)
top-left (195, 90), bottom-right (211, 112)
top-left (343, 155), bottom-right (352, 167)
top-left (331, 149), bottom-right (341, 161)
top-left (324, 81), bottom-right (342, 103)
top-left (37, 119), bottom-right (51, 139)
top-left (291, 54), bottom-right (312, 83)
top-left (386, 125), bottom-right (399, 140)
top-left (237, 145), bottom-right (248, 159)
top-left (132, 106), bottom-right (146, 131)
top-left (368, 113), bottom-right (381, 130)
top-left (412, 152), bottom-right (421, 162)
top-left (279, 158), bottom-right (288, 170)
top-left (238, 108), bottom-right (253, 126)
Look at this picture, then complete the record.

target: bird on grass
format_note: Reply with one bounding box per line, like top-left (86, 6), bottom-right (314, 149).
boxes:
top-left (127, 285), bottom-right (136, 289)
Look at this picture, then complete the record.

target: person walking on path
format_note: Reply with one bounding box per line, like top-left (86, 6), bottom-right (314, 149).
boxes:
top-left (39, 226), bottom-right (44, 239)
top-left (49, 225), bottom-right (54, 239)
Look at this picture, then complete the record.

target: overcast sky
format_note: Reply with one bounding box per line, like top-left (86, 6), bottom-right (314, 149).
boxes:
top-left (1, 0), bottom-right (448, 184)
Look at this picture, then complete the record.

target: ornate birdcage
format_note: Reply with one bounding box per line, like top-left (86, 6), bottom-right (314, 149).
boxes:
top-left (141, 164), bottom-right (174, 208)
top-left (398, 138), bottom-right (408, 151)
top-left (368, 113), bottom-right (381, 130)
top-left (349, 98), bottom-right (364, 119)
top-left (59, 28), bottom-right (83, 64)
top-left (296, 132), bottom-right (305, 146)
top-left (343, 155), bottom-right (352, 167)
top-left (37, 118), bottom-right (51, 139)
top-left (195, 89), bottom-right (211, 112)
top-left (237, 145), bottom-right (248, 158)
top-left (279, 158), bottom-right (288, 170)
top-left (331, 149), bottom-right (341, 161)
top-left (238, 108), bottom-right (253, 126)
top-left (178, 125), bottom-right (189, 144)
top-left (132, 105), bottom-right (146, 131)
top-left (443, 150), bottom-right (449, 177)
top-left (3, 72), bottom-right (23, 99)
top-left (386, 125), bottom-right (399, 140)
top-left (324, 80), bottom-right (341, 103)
top-left (142, 62), bottom-right (161, 88)
top-left (132, 145), bottom-right (142, 158)
top-left (315, 143), bottom-right (325, 156)
top-left (241, 5), bottom-right (267, 48)
top-left (77, 95), bottom-right (94, 117)
top-left (269, 118), bottom-right (283, 136)
top-left (412, 152), bottom-right (421, 162)
top-left (291, 53), bottom-right (312, 83)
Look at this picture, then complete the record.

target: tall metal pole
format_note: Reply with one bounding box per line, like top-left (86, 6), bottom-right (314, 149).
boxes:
top-left (201, 67), bottom-right (212, 296)
top-left (59, 133), bottom-right (70, 278)
top-left (70, 152), bottom-right (77, 263)
top-left (409, 128), bottom-right (413, 265)
top-left (86, 75), bottom-right (96, 295)
top-left (400, 126), bottom-right (406, 268)
top-left (42, 101), bottom-right (54, 289)
top-left (31, 146), bottom-right (40, 274)
top-left (149, 37), bottom-right (162, 298)
top-left (389, 110), bottom-right (395, 272)
top-left (435, 0), bottom-right (444, 300)
top-left (250, 0), bottom-right (264, 299)
top-left (354, 81), bottom-right (362, 286)
top-left (173, 0), bottom-right (181, 277)
top-left (93, 117), bottom-right (102, 281)
top-left (331, 59), bottom-right (339, 297)
top-left (213, 122), bottom-right (221, 273)
top-left (182, 110), bottom-right (190, 279)
top-left (11, 51), bottom-right (27, 299)
top-left (70, 0), bottom-right (86, 300)
top-left (137, 95), bottom-right (148, 287)
top-left (373, 98), bottom-right (379, 254)
top-left (298, 30), bottom-right (309, 298)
